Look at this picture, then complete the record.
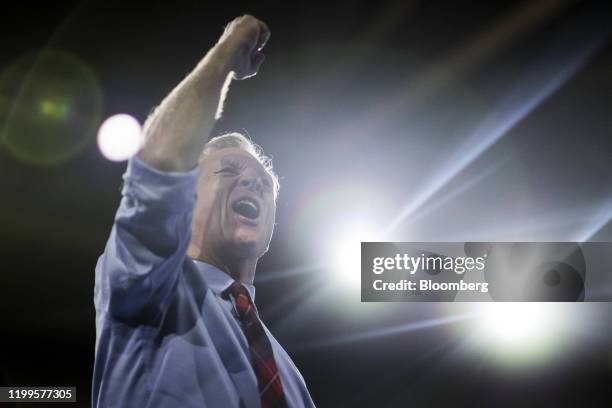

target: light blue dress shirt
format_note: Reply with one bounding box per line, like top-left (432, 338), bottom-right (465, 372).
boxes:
top-left (93, 156), bottom-right (315, 408)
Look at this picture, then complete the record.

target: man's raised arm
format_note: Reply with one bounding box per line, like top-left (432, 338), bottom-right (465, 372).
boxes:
top-left (139, 15), bottom-right (270, 172)
top-left (94, 16), bottom-right (269, 321)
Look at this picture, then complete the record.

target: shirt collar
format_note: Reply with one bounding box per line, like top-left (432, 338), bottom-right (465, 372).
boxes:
top-left (192, 259), bottom-right (256, 301)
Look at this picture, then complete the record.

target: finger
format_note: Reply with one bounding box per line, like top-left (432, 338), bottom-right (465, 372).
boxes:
top-left (220, 17), bottom-right (239, 40)
top-left (227, 15), bottom-right (243, 30)
top-left (251, 51), bottom-right (266, 73)
top-left (256, 21), bottom-right (271, 52)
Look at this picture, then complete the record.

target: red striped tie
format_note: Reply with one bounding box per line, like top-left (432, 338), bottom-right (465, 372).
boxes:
top-left (224, 282), bottom-right (288, 408)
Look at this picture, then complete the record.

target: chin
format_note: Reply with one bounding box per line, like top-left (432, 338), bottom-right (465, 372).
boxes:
top-left (228, 233), bottom-right (262, 258)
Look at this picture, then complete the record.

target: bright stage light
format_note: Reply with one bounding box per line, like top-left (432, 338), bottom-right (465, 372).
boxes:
top-left (320, 218), bottom-right (397, 321)
top-left (463, 302), bottom-right (574, 368)
top-left (477, 302), bottom-right (557, 345)
top-left (295, 185), bottom-right (391, 295)
top-left (330, 222), bottom-right (377, 291)
top-left (97, 114), bottom-right (143, 161)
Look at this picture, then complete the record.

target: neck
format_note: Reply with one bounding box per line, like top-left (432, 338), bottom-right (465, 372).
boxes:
top-left (187, 243), bottom-right (257, 284)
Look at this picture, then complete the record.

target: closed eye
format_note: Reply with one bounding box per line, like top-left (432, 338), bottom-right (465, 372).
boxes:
top-left (215, 167), bottom-right (240, 175)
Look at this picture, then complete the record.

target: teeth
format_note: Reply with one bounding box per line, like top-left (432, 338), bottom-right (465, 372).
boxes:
top-left (238, 200), bottom-right (257, 210)
top-left (233, 198), bottom-right (260, 220)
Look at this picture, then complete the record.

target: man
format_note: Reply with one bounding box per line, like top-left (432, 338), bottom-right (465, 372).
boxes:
top-left (93, 15), bottom-right (315, 408)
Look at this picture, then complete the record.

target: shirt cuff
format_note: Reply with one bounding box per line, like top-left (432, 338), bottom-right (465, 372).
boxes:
top-left (121, 155), bottom-right (200, 212)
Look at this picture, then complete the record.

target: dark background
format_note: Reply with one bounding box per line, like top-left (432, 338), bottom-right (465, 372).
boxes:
top-left (2, 0), bottom-right (612, 406)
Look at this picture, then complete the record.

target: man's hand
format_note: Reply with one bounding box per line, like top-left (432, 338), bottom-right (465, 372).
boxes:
top-left (139, 15), bottom-right (270, 172)
top-left (216, 15), bottom-right (271, 80)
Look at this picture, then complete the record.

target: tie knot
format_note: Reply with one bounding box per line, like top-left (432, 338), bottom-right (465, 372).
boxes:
top-left (224, 281), bottom-right (253, 318)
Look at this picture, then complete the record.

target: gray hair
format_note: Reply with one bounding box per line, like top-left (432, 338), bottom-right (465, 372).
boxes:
top-left (200, 132), bottom-right (280, 199)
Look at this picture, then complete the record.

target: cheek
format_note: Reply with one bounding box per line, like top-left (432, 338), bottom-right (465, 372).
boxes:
top-left (263, 206), bottom-right (276, 236)
top-left (196, 180), bottom-right (229, 226)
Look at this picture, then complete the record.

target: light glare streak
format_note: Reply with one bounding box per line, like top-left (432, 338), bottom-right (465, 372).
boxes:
top-left (385, 32), bottom-right (607, 236)
top-left (292, 313), bottom-right (475, 351)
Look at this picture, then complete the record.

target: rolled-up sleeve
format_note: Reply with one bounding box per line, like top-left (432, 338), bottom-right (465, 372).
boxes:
top-left (95, 155), bottom-right (200, 320)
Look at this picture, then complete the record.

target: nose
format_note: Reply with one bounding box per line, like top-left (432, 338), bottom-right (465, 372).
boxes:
top-left (239, 173), bottom-right (264, 194)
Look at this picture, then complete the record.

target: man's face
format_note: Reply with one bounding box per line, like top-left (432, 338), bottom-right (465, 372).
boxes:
top-left (194, 147), bottom-right (276, 261)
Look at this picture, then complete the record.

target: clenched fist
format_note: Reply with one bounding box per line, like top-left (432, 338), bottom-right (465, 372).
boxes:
top-left (217, 15), bottom-right (270, 80)
top-left (139, 16), bottom-right (270, 171)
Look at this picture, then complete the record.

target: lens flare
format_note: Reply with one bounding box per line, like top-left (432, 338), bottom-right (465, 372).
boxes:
top-left (0, 49), bottom-right (102, 165)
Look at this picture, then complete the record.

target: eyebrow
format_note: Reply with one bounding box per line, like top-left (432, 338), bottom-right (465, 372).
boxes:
top-left (220, 156), bottom-right (244, 165)
top-left (218, 155), bottom-right (274, 186)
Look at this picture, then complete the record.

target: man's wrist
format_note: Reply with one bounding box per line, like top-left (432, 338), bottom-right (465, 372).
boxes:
top-left (195, 43), bottom-right (236, 79)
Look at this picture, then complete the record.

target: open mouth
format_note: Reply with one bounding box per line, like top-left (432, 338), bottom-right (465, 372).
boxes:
top-left (231, 197), bottom-right (260, 220)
